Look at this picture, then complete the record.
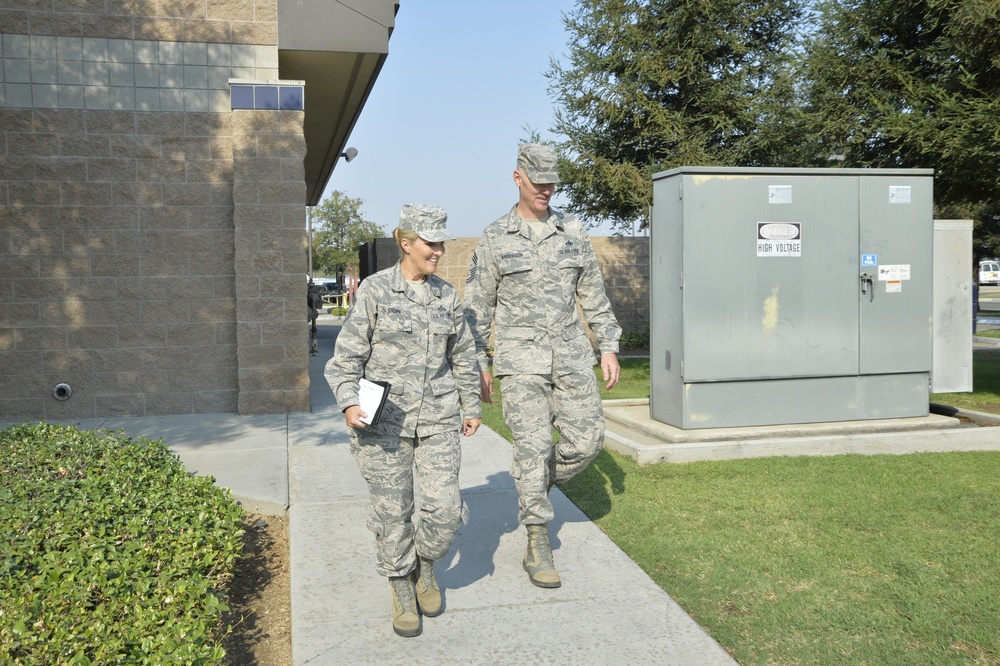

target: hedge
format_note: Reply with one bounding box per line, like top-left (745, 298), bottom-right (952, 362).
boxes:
top-left (1, 421), bottom-right (244, 664)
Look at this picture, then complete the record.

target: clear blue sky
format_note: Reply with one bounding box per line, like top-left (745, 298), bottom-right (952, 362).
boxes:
top-left (323, 0), bottom-right (619, 238)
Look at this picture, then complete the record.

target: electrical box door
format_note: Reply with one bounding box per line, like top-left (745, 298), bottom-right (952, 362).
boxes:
top-left (679, 174), bottom-right (860, 382)
top-left (857, 176), bottom-right (934, 374)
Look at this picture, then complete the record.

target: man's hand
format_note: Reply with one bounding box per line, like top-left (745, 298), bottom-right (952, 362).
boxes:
top-left (479, 370), bottom-right (494, 403)
top-left (601, 352), bottom-right (620, 390)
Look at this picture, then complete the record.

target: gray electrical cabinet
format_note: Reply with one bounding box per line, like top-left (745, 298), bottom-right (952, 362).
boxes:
top-left (650, 167), bottom-right (934, 429)
top-left (931, 219), bottom-right (973, 393)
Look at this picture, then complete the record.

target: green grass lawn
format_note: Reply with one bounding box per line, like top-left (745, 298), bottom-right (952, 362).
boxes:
top-left (931, 349), bottom-right (1000, 414)
top-left (482, 354), bottom-right (1000, 665)
top-left (564, 449), bottom-right (1000, 665)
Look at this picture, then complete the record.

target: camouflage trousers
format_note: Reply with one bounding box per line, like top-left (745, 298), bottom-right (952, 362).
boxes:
top-left (499, 370), bottom-right (604, 525)
top-left (349, 428), bottom-right (463, 578)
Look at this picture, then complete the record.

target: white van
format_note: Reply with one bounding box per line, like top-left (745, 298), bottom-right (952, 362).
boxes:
top-left (980, 261), bottom-right (1000, 286)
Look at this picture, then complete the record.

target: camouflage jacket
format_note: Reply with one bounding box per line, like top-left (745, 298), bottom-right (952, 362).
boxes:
top-left (326, 262), bottom-right (482, 437)
top-left (464, 206), bottom-right (621, 377)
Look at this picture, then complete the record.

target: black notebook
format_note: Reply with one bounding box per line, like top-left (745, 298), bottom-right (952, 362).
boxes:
top-left (358, 378), bottom-right (391, 425)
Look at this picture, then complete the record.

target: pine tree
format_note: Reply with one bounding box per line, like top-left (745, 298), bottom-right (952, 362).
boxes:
top-left (547, 0), bottom-right (806, 231)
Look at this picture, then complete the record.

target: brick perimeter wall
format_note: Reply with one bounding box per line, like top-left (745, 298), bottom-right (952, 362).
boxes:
top-left (434, 235), bottom-right (651, 338)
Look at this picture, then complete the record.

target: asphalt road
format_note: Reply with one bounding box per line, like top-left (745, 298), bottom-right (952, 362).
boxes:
top-left (980, 285), bottom-right (1000, 311)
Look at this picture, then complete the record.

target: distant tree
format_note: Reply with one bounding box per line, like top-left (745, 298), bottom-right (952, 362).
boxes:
top-left (311, 191), bottom-right (387, 279)
top-left (546, 0), bottom-right (807, 232)
top-left (799, 0), bottom-right (1000, 256)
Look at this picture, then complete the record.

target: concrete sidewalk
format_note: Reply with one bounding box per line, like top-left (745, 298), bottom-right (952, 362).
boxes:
top-left (3, 315), bottom-right (735, 665)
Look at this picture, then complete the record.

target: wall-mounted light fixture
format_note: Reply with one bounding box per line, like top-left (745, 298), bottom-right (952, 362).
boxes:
top-left (310, 147), bottom-right (359, 282)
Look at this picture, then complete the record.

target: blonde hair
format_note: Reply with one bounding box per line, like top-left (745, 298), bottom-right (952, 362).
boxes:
top-left (393, 227), bottom-right (419, 258)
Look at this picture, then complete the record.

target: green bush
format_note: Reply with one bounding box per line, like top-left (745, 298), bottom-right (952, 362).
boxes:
top-left (328, 306), bottom-right (348, 316)
top-left (1, 421), bottom-right (244, 664)
top-left (620, 329), bottom-right (650, 350)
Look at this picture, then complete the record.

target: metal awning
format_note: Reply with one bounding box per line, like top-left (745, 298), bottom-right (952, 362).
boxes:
top-left (278, 0), bottom-right (399, 205)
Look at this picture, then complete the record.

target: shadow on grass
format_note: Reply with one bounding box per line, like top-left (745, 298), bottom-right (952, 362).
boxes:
top-left (561, 449), bottom-right (627, 519)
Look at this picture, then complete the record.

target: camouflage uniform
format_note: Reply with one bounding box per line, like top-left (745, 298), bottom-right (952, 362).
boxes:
top-left (465, 205), bottom-right (621, 525)
top-left (327, 261), bottom-right (482, 577)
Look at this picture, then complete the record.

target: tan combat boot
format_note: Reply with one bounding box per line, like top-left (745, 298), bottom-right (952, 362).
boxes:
top-left (413, 556), bottom-right (443, 617)
top-left (523, 524), bottom-right (561, 588)
top-left (388, 575), bottom-right (421, 637)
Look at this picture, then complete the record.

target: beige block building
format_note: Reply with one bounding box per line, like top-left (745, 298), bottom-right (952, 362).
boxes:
top-left (1, 1), bottom-right (399, 419)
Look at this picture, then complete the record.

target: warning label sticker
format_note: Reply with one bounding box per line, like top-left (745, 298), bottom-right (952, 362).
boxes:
top-left (878, 264), bottom-right (911, 281)
top-left (757, 222), bottom-right (801, 257)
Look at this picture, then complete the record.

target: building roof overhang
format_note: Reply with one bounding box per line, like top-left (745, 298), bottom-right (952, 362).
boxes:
top-left (277, 0), bottom-right (399, 205)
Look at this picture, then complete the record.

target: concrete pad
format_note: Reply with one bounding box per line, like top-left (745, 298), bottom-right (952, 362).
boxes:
top-left (605, 401), bottom-right (962, 444)
top-left (604, 400), bottom-right (1000, 464)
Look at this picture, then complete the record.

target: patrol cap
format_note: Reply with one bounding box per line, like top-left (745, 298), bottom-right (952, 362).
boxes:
top-left (516, 143), bottom-right (561, 184)
top-left (398, 203), bottom-right (455, 242)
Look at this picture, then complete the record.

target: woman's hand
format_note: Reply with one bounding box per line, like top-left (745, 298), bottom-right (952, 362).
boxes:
top-left (461, 417), bottom-right (482, 436)
top-left (344, 405), bottom-right (368, 429)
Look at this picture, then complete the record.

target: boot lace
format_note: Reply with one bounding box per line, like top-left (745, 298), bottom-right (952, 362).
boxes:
top-left (529, 526), bottom-right (553, 565)
top-left (390, 576), bottom-right (417, 611)
top-left (418, 558), bottom-right (438, 591)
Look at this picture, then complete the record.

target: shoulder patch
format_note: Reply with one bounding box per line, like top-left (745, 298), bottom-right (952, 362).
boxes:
top-left (466, 252), bottom-right (478, 284)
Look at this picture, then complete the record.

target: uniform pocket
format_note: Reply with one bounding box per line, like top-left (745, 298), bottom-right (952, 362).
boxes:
top-left (377, 304), bottom-right (412, 332)
top-left (556, 255), bottom-right (584, 271)
top-left (555, 238), bottom-right (585, 270)
top-left (429, 320), bottom-right (454, 335)
top-left (559, 330), bottom-right (598, 372)
top-left (493, 327), bottom-right (541, 375)
top-left (429, 374), bottom-right (461, 424)
top-left (498, 253), bottom-right (533, 276)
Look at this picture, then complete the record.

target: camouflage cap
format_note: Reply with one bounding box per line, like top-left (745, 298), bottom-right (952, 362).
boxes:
top-left (516, 143), bottom-right (561, 184)
top-left (398, 203), bottom-right (455, 242)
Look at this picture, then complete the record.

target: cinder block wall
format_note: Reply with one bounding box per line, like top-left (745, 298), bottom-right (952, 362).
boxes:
top-left (591, 236), bottom-right (650, 336)
top-left (435, 236), bottom-right (651, 337)
top-left (232, 109), bottom-right (309, 414)
top-left (0, 1), bottom-right (309, 419)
